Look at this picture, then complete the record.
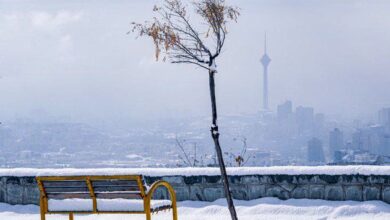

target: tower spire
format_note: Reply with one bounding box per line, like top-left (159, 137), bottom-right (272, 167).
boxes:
top-left (260, 32), bottom-right (271, 110)
top-left (264, 32), bottom-right (267, 54)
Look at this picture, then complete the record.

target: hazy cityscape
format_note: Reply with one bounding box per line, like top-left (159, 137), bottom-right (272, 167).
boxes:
top-left (1, 1), bottom-right (389, 168)
top-left (1, 2), bottom-right (390, 167)
top-left (1, 1), bottom-right (390, 220)
top-left (1, 102), bottom-right (389, 168)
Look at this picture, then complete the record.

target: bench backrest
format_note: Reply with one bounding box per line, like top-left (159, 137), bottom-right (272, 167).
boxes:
top-left (37, 175), bottom-right (146, 200)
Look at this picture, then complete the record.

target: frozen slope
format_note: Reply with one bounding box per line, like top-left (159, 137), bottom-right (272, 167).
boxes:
top-left (1, 198), bottom-right (389, 220)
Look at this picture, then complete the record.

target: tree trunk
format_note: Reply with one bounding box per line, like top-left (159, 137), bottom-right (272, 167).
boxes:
top-left (208, 69), bottom-right (238, 220)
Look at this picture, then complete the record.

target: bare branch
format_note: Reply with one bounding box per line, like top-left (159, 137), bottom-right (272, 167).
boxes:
top-left (172, 60), bottom-right (209, 70)
top-left (131, 0), bottom-right (239, 70)
top-left (193, 143), bottom-right (197, 167)
top-left (175, 136), bottom-right (193, 166)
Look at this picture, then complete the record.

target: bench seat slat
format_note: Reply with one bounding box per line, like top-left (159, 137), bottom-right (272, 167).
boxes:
top-left (92, 180), bottom-right (139, 187)
top-left (45, 187), bottom-right (89, 193)
top-left (93, 186), bottom-right (141, 192)
top-left (45, 186), bottom-right (89, 188)
top-left (43, 181), bottom-right (87, 188)
top-left (95, 193), bottom-right (142, 199)
top-left (47, 193), bottom-right (91, 199)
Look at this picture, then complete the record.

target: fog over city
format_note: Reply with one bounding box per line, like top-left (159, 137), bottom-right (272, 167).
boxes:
top-left (2, 2), bottom-right (390, 220)
top-left (1, 0), bottom-right (389, 122)
top-left (0, 0), bottom-right (390, 168)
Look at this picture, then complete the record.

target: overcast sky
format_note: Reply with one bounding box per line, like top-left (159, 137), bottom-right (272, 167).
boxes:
top-left (0, 0), bottom-right (389, 123)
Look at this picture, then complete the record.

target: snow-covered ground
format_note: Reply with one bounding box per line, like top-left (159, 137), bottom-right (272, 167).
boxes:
top-left (1, 198), bottom-right (389, 220)
top-left (1, 165), bottom-right (390, 177)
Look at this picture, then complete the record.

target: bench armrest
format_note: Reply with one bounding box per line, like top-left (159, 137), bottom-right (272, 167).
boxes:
top-left (145, 180), bottom-right (176, 202)
top-left (145, 180), bottom-right (177, 209)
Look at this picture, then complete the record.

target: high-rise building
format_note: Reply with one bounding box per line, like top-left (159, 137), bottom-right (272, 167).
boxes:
top-left (352, 126), bottom-right (389, 155)
top-left (261, 33), bottom-right (271, 110)
top-left (314, 113), bottom-right (325, 136)
top-left (330, 128), bottom-right (344, 159)
top-left (378, 108), bottom-right (390, 127)
top-left (295, 106), bottom-right (314, 132)
top-left (367, 125), bottom-right (388, 155)
top-left (352, 130), bottom-right (364, 150)
top-left (333, 150), bottom-right (348, 164)
top-left (384, 135), bottom-right (390, 156)
top-left (307, 138), bottom-right (325, 163)
top-left (315, 113), bottom-right (325, 128)
top-left (277, 100), bottom-right (292, 122)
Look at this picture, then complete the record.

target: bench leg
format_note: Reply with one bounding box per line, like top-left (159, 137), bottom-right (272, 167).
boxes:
top-left (39, 197), bottom-right (46, 220)
top-left (40, 212), bottom-right (45, 220)
top-left (69, 213), bottom-right (74, 220)
top-left (146, 211), bottom-right (151, 220)
top-left (172, 205), bottom-right (178, 220)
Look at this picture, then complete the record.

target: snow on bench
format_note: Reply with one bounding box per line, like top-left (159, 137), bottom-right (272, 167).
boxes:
top-left (49, 199), bottom-right (172, 212)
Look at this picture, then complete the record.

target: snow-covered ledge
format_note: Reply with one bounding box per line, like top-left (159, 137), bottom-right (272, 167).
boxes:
top-left (0, 166), bottom-right (389, 205)
top-left (1, 166), bottom-right (390, 177)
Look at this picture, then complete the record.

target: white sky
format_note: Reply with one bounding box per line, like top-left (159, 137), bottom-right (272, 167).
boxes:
top-left (0, 0), bottom-right (390, 122)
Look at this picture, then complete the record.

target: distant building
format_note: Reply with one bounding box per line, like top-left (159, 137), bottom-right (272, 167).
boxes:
top-left (378, 108), bottom-right (390, 127)
top-left (295, 106), bottom-right (314, 132)
top-left (277, 101), bottom-right (292, 122)
top-left (369, 125), bottom-right (386, 155)
top-left (315, 113), bottom-right (325, 128)
top-left (307, 138), bottom-right (325, 163)
top-left (353, 120), bottom-right (362, 129)
top-left (333, 150), bottom-right (349, 164)
top-left (385, 134), bottom-right (390, 155)
top-left (331, 149), bottom-right (390, 165)
top-left (329, 128), bottom-right (344, 160)
top-left (352, 130), bottom-right (364, 150)
top-left (351, 126), bottom-right (389, 156)
top-left (345, 142), bottom-right (353, 150)
top-left (314, 113), bottom-right (325, 136)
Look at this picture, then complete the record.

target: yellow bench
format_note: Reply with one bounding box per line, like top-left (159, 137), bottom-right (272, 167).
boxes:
top-left (36, 175), bottom-right (178, 220)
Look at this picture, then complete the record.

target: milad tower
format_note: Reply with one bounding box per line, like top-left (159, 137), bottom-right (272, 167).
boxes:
top-left (260, 33), bottom-right (271, 110)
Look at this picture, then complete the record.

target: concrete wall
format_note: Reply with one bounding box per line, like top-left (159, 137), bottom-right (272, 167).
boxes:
top-left (0, 177), bottom-right (40, 205)
top-left (1, 174), bottom-right (390, 205)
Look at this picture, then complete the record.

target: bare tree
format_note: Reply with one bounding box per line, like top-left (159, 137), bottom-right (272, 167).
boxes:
top-left (131, 1), bottom-right (240, 219)
top-left (175, 137), bottom-right (204, 167)
top-left (225, 136), bottom-right (255, 167)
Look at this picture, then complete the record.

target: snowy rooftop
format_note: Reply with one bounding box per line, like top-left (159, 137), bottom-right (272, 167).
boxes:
top-left (0, 166), bottom-right (389, 177)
